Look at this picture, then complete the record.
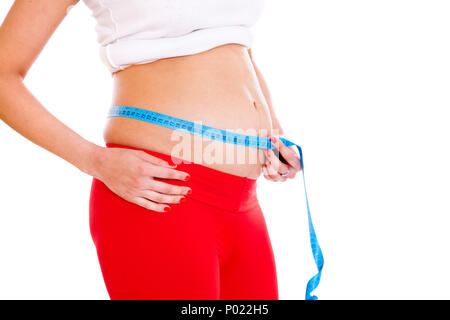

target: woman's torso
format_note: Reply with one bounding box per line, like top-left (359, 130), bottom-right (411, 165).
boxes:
top-left (104, 43), bottom-right (275, 179)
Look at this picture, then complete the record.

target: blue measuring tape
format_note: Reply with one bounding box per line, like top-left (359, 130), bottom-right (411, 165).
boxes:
top-left (107, 105), bottom-right (324, 300)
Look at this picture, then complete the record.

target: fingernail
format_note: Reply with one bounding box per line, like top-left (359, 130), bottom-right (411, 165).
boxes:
top-left (270, 136), bottom-right (276, 143)
top-left (184, 175), bottom-right (191, 181)
top-left (168, 161), bottom-right (177, 168)
top-left (164, 206), bottom-right (171, 212)
top-left (186, 189), bottom-right (192, 195)
top-left (179, 197), bottom-right (186, 203)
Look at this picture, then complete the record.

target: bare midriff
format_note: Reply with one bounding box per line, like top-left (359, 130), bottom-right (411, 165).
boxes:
top-left (103, 44), bottom-right (275, 179)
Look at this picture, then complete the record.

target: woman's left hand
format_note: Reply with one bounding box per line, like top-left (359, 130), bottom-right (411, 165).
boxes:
top-left (262, 136), bottom-right (302, 182)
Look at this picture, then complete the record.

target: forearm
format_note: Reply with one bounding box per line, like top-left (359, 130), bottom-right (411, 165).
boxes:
top-left (0, 73), bottom-right (103, 177)
top-left (249, 50), bottom-right (285, 136)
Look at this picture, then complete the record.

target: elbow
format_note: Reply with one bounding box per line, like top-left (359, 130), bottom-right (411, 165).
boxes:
top-left (0, 69), bottom-right (25, 108)
top-left (16, 69), bottom-right (27, 81)
top-left (0, 69), bottom-right (26, 82)
top-left (0, 60), bottom-right (28, 81)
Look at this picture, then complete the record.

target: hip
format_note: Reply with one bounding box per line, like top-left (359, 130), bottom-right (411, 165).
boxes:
top-left (88, 144), bottom-right (263, 246)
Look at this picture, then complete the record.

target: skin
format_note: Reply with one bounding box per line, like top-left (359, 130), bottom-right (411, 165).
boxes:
top-left (0, 0), bottom-right (302, 213)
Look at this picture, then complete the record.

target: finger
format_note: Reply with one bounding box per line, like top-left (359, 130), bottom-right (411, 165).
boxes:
top-left (286, 168), bottom-right (297, 179)
top-left (265, 162), bottom-right (282, 181)
top-left (137, 150), bottom-right (177, 168)
top-left (270, 136), bottom-right (302, 171)
top-left (143, 164), bottom-right (191, 181)
top-left (265, 148), bottom-right (290, 175)
top-left (139, 189), bottom-right (186, 204)
top-left (132, 197), bottom-right (171, 213)
top-left (262, 165), bottom-right (271, 180)
top-left (148, 179), bottom-right (192, 196)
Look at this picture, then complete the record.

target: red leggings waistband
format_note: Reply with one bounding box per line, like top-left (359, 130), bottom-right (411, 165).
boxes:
top-left (105, 143), bottom-right (258, 213)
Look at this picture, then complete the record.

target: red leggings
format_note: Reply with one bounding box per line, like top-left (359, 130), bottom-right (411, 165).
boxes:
top-left (89, 143), bottom-right (279, 300)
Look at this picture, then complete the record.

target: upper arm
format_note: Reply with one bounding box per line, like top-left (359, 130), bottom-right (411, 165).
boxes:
top-left (0, 0), bottom-right (80, 78)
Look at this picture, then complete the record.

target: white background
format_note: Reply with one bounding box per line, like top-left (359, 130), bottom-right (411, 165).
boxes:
top-left (0, 0), bottom-right (449, 300)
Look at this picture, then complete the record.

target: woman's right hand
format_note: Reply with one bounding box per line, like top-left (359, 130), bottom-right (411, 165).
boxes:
top-left (92, 147), bottom-right (192, 213)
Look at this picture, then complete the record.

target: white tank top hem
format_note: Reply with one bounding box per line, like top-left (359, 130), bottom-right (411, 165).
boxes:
top-left (82, 0), bottom-right (265, 73)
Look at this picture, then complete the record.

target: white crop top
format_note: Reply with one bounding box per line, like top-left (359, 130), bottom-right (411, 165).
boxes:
top-left (81, 0), bottom-right (266, 73)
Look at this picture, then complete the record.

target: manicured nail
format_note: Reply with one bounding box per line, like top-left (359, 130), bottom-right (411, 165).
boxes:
top-left (184, 175), bottom-right (191, 181)
top-left (179, 197), bottom-right (186, 203)
top-left (186, 189), bottom-right (192, 195)
top-left (167, 161), bottom-right (177, 168)
top-left (164, 206), bottom-right (171, 212)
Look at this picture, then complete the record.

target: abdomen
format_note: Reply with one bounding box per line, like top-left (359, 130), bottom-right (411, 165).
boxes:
top-left (103, 44), bottom-right (274, 179)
